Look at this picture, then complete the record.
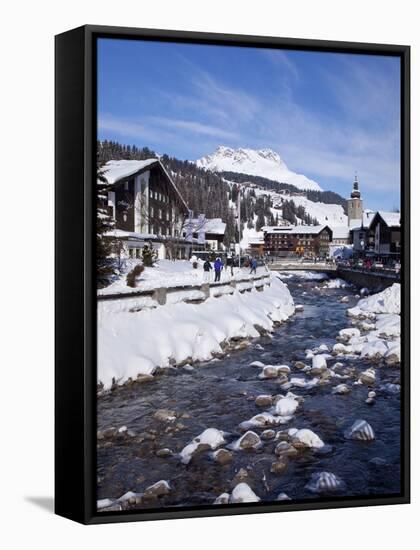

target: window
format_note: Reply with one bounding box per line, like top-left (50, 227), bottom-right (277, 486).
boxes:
top-left (150, 206), bottom-right (154, 218)
top-left (158, 208), bottom-right (162, 219)
top-left (166, 210), bottom-right (170, 221)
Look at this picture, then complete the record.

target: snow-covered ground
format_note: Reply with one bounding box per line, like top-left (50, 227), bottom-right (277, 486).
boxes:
top-left (98, 259), bottom-right (268, 296)
top-left (334, 283), bottom-right (401, 366)
top-left (98, 275), bottom-right (295, 390)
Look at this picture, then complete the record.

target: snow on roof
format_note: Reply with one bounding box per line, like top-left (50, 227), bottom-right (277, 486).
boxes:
top-left (248, 236), bottom-right (264, 244)
top-left (187, 217), bottom-right (226, 235)
top-left (349, 210), bottom-right (376, 230)
top-left (101, 158), bottom-right (189, 212)
top-left (102, 159), bottom-right (158, 184)
top-left (331, 226), bottom-right (350, 239)
top-left (264, 225), bottom-right (330, 235)
top-left (376, 211), bottom-right (401, 228)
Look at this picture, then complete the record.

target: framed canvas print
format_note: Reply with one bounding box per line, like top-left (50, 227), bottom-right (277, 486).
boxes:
top-left (55, 25), bottom-right (410, 524)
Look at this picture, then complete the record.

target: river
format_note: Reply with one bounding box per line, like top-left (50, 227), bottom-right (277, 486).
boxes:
top-left (97, 273), bottom-right (401, 509)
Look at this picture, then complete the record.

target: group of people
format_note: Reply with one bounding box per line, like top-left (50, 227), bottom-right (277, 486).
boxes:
top-left (202, 256), bottom-right (258, 283)
top-left (202, 257), bottom-right (224, 282)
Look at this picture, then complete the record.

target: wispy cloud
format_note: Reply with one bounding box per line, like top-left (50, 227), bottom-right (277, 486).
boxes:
top-left (147, 116), bottom-right (240, 140)
top-left (98, 45), bottom-right (400, 205)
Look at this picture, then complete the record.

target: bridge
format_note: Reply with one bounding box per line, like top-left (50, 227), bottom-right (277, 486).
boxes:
top-left (268, 260), bottom-right (399, 289)
top-left (268, 261), bottom-right (337, 275)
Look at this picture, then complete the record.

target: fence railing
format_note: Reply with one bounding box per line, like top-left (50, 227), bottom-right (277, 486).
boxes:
top-left (97, 273), bottom-right (272, 308)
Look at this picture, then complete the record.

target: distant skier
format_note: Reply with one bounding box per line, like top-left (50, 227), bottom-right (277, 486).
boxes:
top-left (214, 257), bottom-right (223, 282)
top-left (250, 257), bottom-right (257, 275)
top-left (203, 257), bottom-right (212, 283)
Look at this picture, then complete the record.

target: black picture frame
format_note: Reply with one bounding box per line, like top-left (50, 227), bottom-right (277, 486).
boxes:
top-left (55, 24), bottom-right (410, 525)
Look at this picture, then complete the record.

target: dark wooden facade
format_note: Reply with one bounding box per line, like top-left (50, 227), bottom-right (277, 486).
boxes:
top-left (106, 160), bottom-right (188, 237)
top-left (264, 226), bottom-right (332, 257)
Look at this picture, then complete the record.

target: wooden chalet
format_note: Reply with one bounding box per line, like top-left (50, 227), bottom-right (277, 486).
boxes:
top-left (101, 159), bottom-right (191, 259)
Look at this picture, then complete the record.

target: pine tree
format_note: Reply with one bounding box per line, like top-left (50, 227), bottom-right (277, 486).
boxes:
top-left (96, 156), bottom-right (116, 288)
top-left (141, 244), bottom-right (155, 267)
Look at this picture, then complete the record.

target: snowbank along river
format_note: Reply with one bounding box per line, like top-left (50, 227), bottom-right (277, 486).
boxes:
top-left (97, 273), bottom-right (401, 511)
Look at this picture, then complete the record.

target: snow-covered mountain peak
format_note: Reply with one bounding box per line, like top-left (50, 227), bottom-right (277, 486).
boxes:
top-left (196, 146), bottom-right (322, 191)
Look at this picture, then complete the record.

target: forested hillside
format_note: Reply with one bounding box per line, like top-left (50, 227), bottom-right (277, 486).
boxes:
top-left (97, 140), bottom-right (345, 246)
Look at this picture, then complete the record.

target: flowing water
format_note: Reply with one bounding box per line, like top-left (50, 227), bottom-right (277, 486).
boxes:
top-left (97, 274), bottom-right (401, 509)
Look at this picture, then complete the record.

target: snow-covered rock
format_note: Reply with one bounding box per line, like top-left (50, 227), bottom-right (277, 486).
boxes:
top-left (305, 472), bottom-right (344, 494)
top-left (338, 328), bottom-right (361, 342)
top-left (230, 482), bottom-right (260, 503)
top-left (385, 343), bottom-right (401, 365)
top-left (344, 419), bottom-right (375, 441)
top-left (258, 364), bottom-right (290, 379)
top-left (358, 367), bottom-right (376, 386)
top-left (231, 431), bottom-right (262, 450)
top-left (274, 395), bottom-right (299, 416)
top-left (239, 412), bottom-right (289, 430)
top-left (180, 428), bottom-right (225, 464)
top-left (325, 278), bottom-right (349, 289)
top-left (375, 314), bottom-right (401, 338)
top-left (312, 354), bottom-right (327, 371)
top-left (332, 383), bottom-right (351, 395)
top-left (360, 340), bottom-right (388, 360)
top-left (358, 283), bottom-right (400, 315)
top-left (290, 428), bottom-right (324, 448)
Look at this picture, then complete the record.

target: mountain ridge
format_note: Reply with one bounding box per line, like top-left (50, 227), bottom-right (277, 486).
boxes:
top-left (196, 146), bottom-right (323, 192)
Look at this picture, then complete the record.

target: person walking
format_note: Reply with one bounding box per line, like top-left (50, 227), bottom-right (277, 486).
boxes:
top-left (203, 257), bottom-right (212, 283)
top-left (214, 257), bottom-right (223, 282)
top-left (250, 257), bottom-right (257, 275)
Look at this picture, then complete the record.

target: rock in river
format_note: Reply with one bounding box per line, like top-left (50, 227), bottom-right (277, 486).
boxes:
top-left (213, 448), bottom-right (233, 465)
top-left (230, 483), bottom-right (260, 503)
top-left (143, 480), bottom-right (171, 499)
top-left (231, 430), bottom-right (262, 450)
top-left (255, 394), bottom-right (273, 407)
top-left (359, 368), bottom-right (376, 386)
top-left (305, 471), bottom-right (344, 494)
top-left (180, 428), bottom-right (225, 464)
top-left (344, 419), bottom-right (375, 441)
top-left (289, 428), bottom-right (325, 449)
top-left (271, 459), bottom-right (288, 475)
top-left (332, 383), bottom-right (351, 395)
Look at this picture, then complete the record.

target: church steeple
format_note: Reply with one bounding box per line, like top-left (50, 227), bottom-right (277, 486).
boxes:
top-left (347, 172), bottom-right (363, 226)
top-left (351, 172), bottom-right (361, 199)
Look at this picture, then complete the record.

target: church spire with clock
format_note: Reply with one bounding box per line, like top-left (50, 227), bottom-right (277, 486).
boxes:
top-left (347, 173), bottom-right (363, 226)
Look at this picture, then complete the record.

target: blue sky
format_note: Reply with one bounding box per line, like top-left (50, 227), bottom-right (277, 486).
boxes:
top-left (98, 38), bottom-right (401, 210)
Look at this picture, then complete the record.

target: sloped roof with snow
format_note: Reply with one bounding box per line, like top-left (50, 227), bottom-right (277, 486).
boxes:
top-left (264, 225), bottom-right (331, 235)
top-left (375, 211), bottom-right (401, 228)
top-left (331, 226), bottom-right (350, 239)
top-left (101, 158), bottom-right (189, 212)
top-left (349, 210), bottom-right (376, 230)
top-left (102, 159), bottom-right (159, 184)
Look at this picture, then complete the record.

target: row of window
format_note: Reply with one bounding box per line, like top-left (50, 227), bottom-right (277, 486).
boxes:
top-left (149, 225), bottom-right (180, 237)
top-left (150, 189), bottom-right (169, 203)
top-left (150, 206), bottom-right (171, 221)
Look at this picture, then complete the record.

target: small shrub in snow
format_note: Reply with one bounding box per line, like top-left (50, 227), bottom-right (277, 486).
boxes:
top-left (126, 263), bottom-right (145, 287)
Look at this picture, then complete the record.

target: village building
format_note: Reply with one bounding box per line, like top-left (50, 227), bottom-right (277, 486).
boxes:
top-left (101, 159), bottom-right (192, 259)
top-left (368, 211), bottom-right (401, 257)
top-left (263, 225), bottom-right (332, 258)
top-left (349, 210), bottom-right (375, 254)
top-left (185, 217), bottom-right (227, 251)
top-left (247, 235), bottom-right (265, 256)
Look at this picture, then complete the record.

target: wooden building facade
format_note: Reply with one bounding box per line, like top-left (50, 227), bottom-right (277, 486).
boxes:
top-left (102, 159), bottom-right (191, 259)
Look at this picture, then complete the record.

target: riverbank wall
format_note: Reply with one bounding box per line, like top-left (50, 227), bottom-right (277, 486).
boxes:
top-left (337, 267), bottom-right (399, 291)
